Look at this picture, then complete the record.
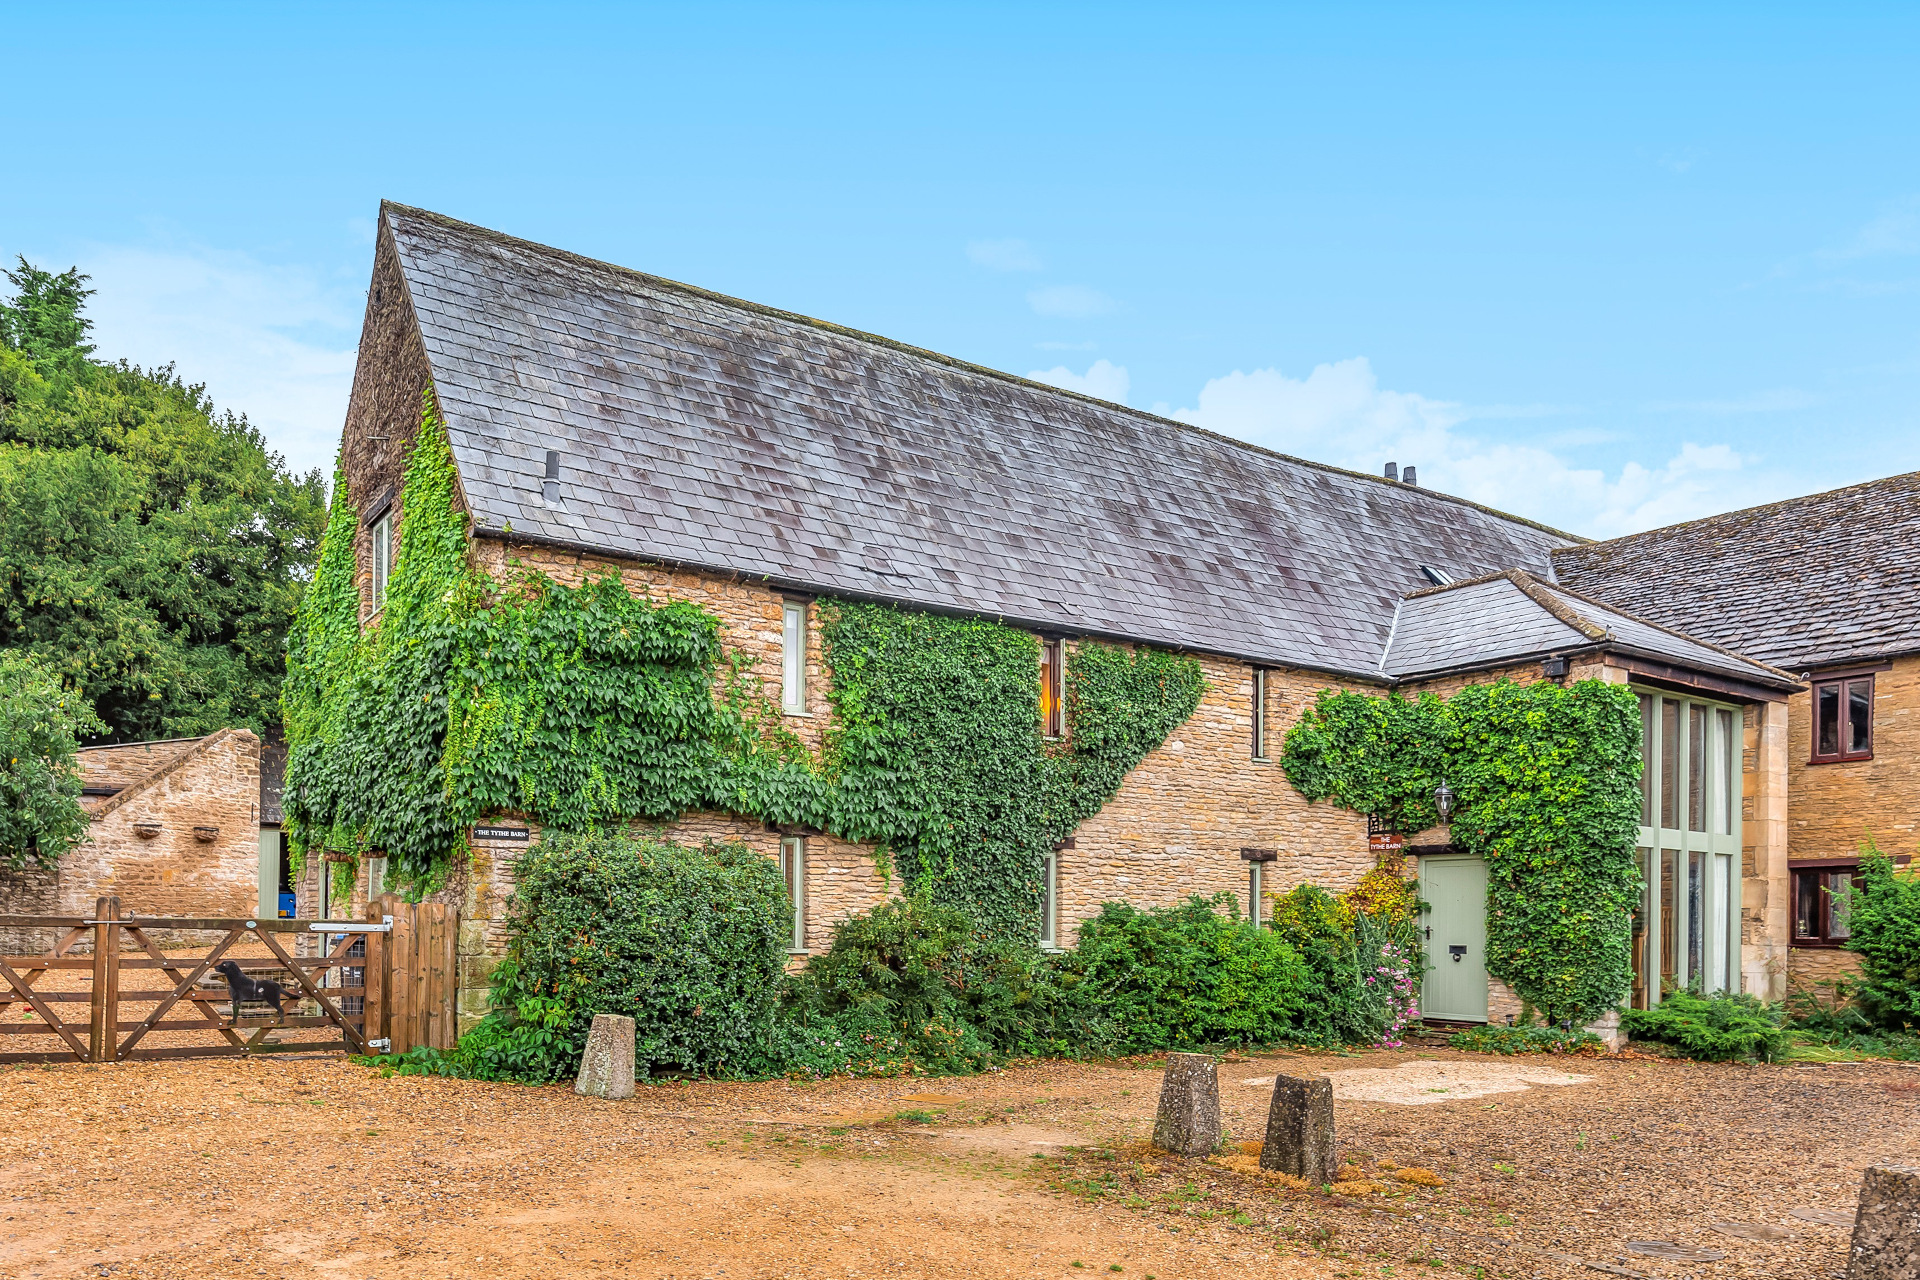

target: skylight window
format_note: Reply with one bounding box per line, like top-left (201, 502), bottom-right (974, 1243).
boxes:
top-left (1420, 565), bottom-right (1454, 587)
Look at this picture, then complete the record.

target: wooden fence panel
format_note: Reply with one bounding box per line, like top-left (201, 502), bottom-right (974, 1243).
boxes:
top-left (360, 895), bottom-right (457, 1055)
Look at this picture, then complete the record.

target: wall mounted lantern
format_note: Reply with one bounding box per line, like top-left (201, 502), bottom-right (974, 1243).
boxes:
top-left (1433, 781), bottom-right (1456, 822)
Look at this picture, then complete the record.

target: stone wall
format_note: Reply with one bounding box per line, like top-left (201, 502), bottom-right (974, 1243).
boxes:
top-left (50, 731), bottom-right (261, 946)
top-left (1787, 945), bottom-right (1863, 996)
top-left (1059, 656), bottom-right (1377, 945)
top-left (344, 224), bottom-right (436, 626)
top-left (1787, 654), bottom-right (1920, 864)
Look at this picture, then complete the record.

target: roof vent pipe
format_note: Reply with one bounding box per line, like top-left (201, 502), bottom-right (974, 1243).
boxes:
top-left (1383, 462), bottom-right (1399, 481)
top-left (1402, 466), bottom-right (1418, 486)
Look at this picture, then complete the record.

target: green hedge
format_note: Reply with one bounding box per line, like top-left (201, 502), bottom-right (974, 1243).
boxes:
top-left (379, 838), bottom-right (1361, 1084)
top-left (1054, 896), bottom-right (1307, 1054)
top-left (489, 831), bottom-right (792, 1079)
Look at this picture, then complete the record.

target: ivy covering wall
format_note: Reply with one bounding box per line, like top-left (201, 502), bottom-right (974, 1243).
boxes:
top-left (1280, 679), bottom-right (1642, 1023)
top-left (283, 391), bottom-right (1204, 929)
top-left (822, 604), bottom-right (1205, 933)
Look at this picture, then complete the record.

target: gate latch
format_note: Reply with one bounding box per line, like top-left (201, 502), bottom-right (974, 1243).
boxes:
top-left (366, 1038), bottom-right (392, 1053)
top-left (1449, 945), bottom-right (1468, 962)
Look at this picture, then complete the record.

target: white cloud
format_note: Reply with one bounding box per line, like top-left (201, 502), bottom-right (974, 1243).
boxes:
top-left (74, 243), bottom-right (361, 477)
top-left (1028, 359), bottom-right (1129, 405)
top-left (1172, 357), bottom-right (1781, 538)
top-left (1644, 388), bottom-right (1816, 415)
top-left (1027, 284), bottom-right (1115, 318)
top-left (966, 238), bottom-right (1043, 272)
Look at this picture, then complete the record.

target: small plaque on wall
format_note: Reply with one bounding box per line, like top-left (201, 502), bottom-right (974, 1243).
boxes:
top-left (472, 825), bottom-right (532, 842)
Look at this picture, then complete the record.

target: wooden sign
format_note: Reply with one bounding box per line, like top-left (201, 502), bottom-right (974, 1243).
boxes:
top-left (471, 825), bottom-right (531, 842)
top-left (1368, 832), bottom-right (1405, 856)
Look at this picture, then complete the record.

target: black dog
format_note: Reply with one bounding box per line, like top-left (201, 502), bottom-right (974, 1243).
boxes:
top-left (213, 960), bottom-right (292, 1024)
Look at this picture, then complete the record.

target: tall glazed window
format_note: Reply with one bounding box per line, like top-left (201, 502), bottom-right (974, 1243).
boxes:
top-left (1632, 688), bottom-right (1745, 1007)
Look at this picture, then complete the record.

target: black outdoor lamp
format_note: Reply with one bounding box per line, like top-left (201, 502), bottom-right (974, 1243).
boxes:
top-left (1433, 781), bottom-right (1456, 822)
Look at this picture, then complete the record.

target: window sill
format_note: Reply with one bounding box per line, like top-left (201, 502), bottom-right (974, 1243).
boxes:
top-left (785, 948), bottom-right (811, 956)
top-left (783, 708), bottom-right (813, 718)
top-left (1807, 753), bottom-right (1874, 765)
top-left (1251, 755), bottom-right (1271, 764)
top-left (1040, 945), bottom-right (1066, 954)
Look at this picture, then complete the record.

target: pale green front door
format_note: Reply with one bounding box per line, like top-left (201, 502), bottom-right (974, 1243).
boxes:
top-left (1420, 855), bottom-right (1488, 1023)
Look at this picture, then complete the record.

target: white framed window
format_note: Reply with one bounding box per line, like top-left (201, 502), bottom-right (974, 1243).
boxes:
top-left (1251, 667), bottom-right (1269, 760)
top-left (370, 511), bottom-right (394, 614)
top-left (1249, 859), bottom-right (1265, 926)
top-left (1039, 850), bottom-right (1060, 949)
top-left (781, 600), bottom-right (809, 714)
top-left (779, 836), bottom-right (807, 952)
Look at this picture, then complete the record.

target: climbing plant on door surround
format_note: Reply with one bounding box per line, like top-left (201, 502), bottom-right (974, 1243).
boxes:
top-left (1279, 679), bottom-right (1643, 1024)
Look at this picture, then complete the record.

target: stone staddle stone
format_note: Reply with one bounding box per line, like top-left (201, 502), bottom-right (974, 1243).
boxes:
top-left (574, 1013), bottom-right (637, 1101)
top-left (1260, 1073), bottom-right (1336, 1184)
top-left (1849, 1164), bottom-right (1920, 1280)
top-left (1151, 1052), bottom-right (1222, 1156)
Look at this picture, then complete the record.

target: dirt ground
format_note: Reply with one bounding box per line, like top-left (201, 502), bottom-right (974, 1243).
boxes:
top-left (2, 1043), bottom-right (1914, 1280)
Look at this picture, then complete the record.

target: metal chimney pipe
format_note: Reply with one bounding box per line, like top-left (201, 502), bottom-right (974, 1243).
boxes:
top-left (1403, 466), bottom-right (1418, 486)
top-left (1383, 462), bottom-right (1399, 481)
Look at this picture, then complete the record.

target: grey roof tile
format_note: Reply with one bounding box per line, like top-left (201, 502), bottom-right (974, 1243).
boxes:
top-left (385, 203), bottom-right (1582, 677)
top-left (1553, 473), bottom-right (1920, 670)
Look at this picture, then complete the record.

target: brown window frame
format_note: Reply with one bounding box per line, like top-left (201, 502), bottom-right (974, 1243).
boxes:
top-left (1809, 673), bottom-right (1874, 764)
top-left (1040, 638), bottom-right (1064, 740)
top-left (1790, 861), bottom-right (1862, 947)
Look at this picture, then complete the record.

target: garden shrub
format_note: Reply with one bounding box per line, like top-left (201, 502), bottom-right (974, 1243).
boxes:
top-left (1447, 1025), bottom-right (1603, 1055)
top-left (1843, 844), bottom-right (1920, 1031)
top-left (1784, 983), bottom-right (1920, 1061)
top-left (1269, 871), bottom-right (1422, 1048)
top-left (494, 830), bottom-right (792, 1079)
top-left (782, 894), bottom-right (1056, 1074)
top-left (1618, 989), bottom-right (1789, 1062)
top-left (1049, 894), bottom-right (1306, 1054)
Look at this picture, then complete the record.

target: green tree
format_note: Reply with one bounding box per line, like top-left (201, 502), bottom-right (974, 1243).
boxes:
top-left (0, 651), bottom-right (106, 868)
top-left (1846, 842), bottom-right (1920, 1030)
top-left (0, 260), bottom-right (326, 741)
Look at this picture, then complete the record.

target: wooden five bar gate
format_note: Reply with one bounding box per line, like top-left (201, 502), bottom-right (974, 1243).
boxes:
top-left (0, 892), bottom-right (457, 1064)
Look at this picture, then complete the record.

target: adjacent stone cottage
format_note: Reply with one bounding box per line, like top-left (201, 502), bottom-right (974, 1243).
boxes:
top-left (0, 730), bottom-right (267, 950)
top-left (1556, 472), bottom-right (1920, 999)
top-left (321, 202), bottom-right (1800, 1032)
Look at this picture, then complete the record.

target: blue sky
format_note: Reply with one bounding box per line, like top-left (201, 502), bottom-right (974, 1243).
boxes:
top-left (5, 3), bottom-right (1918, 537)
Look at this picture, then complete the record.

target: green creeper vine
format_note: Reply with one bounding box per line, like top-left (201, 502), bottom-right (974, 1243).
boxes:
top-left (284, 389), bottom-right (1204, 930)
top-left (822, 604), bottom-right (1205, 934)
top-left (1280, 679), bottom-right (1642, 1023)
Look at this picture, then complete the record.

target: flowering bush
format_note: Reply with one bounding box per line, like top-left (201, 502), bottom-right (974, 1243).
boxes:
top-left (1273, 873), bottom-right (1424, 1048)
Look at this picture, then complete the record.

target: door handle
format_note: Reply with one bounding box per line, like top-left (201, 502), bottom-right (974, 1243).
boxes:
top-left (1424, 926), bottom-right (1432, 940)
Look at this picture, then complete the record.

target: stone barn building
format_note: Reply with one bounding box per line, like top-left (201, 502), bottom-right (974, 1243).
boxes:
top-left (327, 203), bottom-right (1803, 1033)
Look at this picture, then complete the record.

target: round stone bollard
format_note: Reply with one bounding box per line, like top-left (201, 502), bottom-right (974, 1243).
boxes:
top-left (1849, 1164), bottom-right (1920, 1280)
top-left (1259, 1073), bottom-right (1336, 1185)
top-left (1151, 1051), bottom-right (1222, 1156)
top-left (574, 1012), bottom-right (637, 1101)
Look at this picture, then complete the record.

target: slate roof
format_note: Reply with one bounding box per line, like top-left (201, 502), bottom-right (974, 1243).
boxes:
top-left (1552, 472), bottom-right (1920, 671)
top-left (1381, 570), bottom-right (1796, 689)
top-left (382, 204), bottom-right (1590, 681)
